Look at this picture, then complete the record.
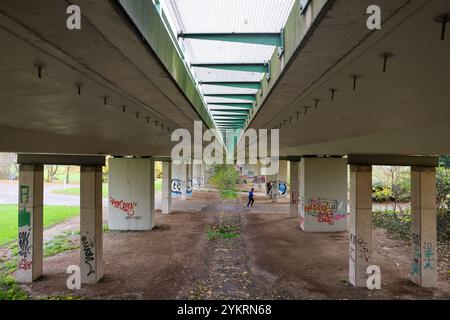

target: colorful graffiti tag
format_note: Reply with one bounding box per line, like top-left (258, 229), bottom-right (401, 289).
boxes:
top-left (171, 179), bottom-right (192, 195)
top-left (18, 185), bottom-right (33, 272)
top-left (304, 198), bottom-right (346, 225)
top-left (423, 241), bottom-right (434, 270)
top-left (110, 197), bottom-right (139, 219)
top-left (411, 233), bottom-right (421, 276)
top-left (266, 181), bottom-right (288, 196)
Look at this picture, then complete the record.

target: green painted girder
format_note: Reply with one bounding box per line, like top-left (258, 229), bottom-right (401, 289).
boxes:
top-left (191, 63), bottom-right (268, 73)
top-left (208, 103), bottom-right (254, 109)
top-left (210, 110), bottom-right (249, 115)
top-left (179, 32), bottom-right (283, 47)
top-left (214, 117), bottom-right (248, 121)
top-left (204, 94), bottom-right (256, 102)
top-left (199, 81), bottom-right (261, 90)
top-left (211, 111), bottom-right (249, 116)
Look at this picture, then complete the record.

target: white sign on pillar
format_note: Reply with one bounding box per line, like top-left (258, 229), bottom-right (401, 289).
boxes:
top-left (108, 158), bottom-right (155, 231)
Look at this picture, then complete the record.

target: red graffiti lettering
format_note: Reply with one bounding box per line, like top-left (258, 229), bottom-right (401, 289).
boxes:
top-left (18, 259), bottom-right (32, 270)
top-left (110, 197), bottom-right (138, 217)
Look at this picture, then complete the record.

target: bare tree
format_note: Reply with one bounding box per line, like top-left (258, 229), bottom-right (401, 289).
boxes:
top-left (46, 165), bottom-right (59, 183)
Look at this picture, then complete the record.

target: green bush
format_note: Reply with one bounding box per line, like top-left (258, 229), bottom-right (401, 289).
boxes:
top-left (208, 164), bottom-right (239, 200)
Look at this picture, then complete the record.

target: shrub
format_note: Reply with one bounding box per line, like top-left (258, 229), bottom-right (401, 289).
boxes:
top-left (208, 164), bottom-right (239, 200)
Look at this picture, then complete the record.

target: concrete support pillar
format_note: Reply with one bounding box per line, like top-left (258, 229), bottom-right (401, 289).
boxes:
top-left (410, 167), bottom-right (437, 287)
top-left (162, 161), bottom-right (172, 215)
top-left (187, 163), bottom-right (193, 198)
top-left (289, 161), bottom-right (300, 217)
top-left (300, 158), bottom-right (348, 232)
top-left (108, 158), bottom-right (155, 230)
top-left (181, 164), bottom-right (188, 200)
top-left (80, 166), bottom-right (104, 284)
top-left (17, 165), bottom-right (43, 283)
top-left (348, 165), bottom-right (372, 287)
top-left (272, 175), bottom-right (279, 203)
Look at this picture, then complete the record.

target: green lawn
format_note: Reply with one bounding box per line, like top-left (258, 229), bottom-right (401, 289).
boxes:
top-left (0, 205), bottom-right (79, 246)
top-left (50, 179), bottom-right (162, 197)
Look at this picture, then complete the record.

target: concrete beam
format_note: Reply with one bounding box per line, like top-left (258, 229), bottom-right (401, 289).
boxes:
top-left (17, 154), bottom-right (105, 166)
top-left (347, 155), bottom-right (439, 167)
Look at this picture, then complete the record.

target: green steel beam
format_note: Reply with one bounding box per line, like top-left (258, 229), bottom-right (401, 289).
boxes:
top-left (204, 94), bottom-right (256, 102)
top-left (191, 63), bottom-right (268, 73)
top-left (179, 32), bottom-right (283, 47)
top-left (117, 0), bottom-right (214, 129)
top-left (199, 82), bottom-right (262, 90)
top-left (210, 111), bottom-right (249, 115)
top-left (208, 103), bottom-right (254, 109)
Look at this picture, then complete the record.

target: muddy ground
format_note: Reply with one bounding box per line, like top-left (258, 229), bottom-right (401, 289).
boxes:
top-left (9, 191), bottom-right (450, 299)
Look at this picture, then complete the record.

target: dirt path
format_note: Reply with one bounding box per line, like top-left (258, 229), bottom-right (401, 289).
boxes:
top-left (5, 191), bottom-right (449, 300)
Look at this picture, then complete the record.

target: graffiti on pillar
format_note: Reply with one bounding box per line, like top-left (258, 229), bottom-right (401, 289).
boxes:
top-left (18, 185), bottom-right (33, 271)
top-left (109, 197), bottom-right (140, 220)
top-left (171, 179), bottom-right (192, 195)
top-left (411, 233), bottom-right (421, 276)
top-left (304, 198), bottom-right (346, 225)
top-left (187, 179), bottom-right (193, 195)
top-left (290, 190), bottom-right (299, 205)
top-left (423, 241), bottom-right (434, 270)
top-left (81, 233), bottom-right (95, 277)
top-left (266, 181), bottom-right (288, 197)
top-left (350, 233), bottom-right (370, 264)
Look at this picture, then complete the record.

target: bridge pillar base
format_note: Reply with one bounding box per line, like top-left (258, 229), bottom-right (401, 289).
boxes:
top-left (410, 167), bottom-right (437, 287)
top-left (80, 166), bottom-right (104, 284)
top-left (16, 165), bottom-right (44, 283)
top-left (162, 161), bottom-right (172, 215)
top-left (300, 158), bottom-right (348, 232)
top-left (348, 165), bottom-right (372, 287)
top-left (108, 158), bottom-right (155, 231)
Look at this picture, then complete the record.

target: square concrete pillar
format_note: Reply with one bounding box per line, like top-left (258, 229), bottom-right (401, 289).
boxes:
top-left (108, 158), bottom-right (155, 230)
top-left (80, 166), bottom-right (104, 284)
top-left (162, 161), bottom-right (172, 215)
top-left (187, 163), bottom-right (193, 198)
top-left (16, 165), bottom-right (43, 283)
top-left (410, 167), bottom-right (437, 287)
top-left (278, 160), bottom-right (288, 183)
top-left (272, 176), bottom-right (279, 203)
top-left (300, 158), bottom-right (348, 232)
top-left (348, 165), bottom-right (372, 287)
top-left (290, 161), bottom-right (300, 217)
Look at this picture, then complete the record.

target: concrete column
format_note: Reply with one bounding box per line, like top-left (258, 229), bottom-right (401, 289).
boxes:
top-left (410, 167), bottom-right (437, 287)
top-left (108, 158), bottom-right (155, 230)
top-left (187, 163), bottom-right (193, 198)
top-left (348, 165), bottom-right (372, 287)
top-left (80, 166), bottom-right (104, 284)
top-left (181, 164), bottom-right (188, 200)
top-left (289, 161), bottom-right (300, 217)
top-left (162, 161), bottom-right (172, 215)
top-left (300, 158), bottom-right (348, 232)
top-left (17, 165), bottom-right (43, 283)
top-left (272, 175), bottom-right (279, 203)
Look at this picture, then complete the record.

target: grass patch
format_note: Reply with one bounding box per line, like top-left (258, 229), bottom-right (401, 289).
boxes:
top-left (50, 179), bottom-right (163, 197)
top-left (207, 223), bottom-right (240, 240)
top-left (43, 233), bottom-right (79, 258)
top-left (373, 210), bottom-right (412, 241)
top-left (0, 205), bottom-right (80, 246)
top-left (52, 183), bottom-right (108, 197)
top-left (1, 231), bottom-right (79, 273)
top-left (0, 274), bottom-right (28, 300)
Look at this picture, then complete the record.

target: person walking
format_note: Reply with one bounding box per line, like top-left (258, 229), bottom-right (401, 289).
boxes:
top-left (247, 188), bottom-right (255, 207)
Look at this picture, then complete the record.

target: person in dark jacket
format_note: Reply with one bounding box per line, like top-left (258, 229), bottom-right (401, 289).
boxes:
top-left (247, 188), bottom-right (255, 207)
